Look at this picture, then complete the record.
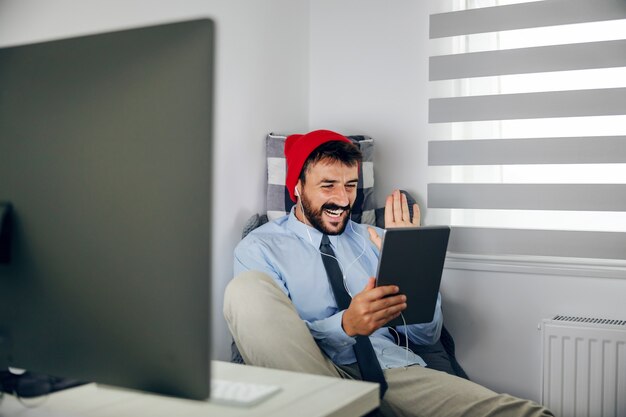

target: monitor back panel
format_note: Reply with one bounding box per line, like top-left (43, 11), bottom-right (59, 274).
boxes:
top-left (0, 20), bottom-right (213, 400)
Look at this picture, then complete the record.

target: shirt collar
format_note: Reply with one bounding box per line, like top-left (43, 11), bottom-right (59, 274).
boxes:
top-left (286, 207), bottom-right (343, 249)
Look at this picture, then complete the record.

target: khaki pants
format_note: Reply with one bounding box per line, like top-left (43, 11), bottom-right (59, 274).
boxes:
top-left (224, 271), bottom-right (553, 417)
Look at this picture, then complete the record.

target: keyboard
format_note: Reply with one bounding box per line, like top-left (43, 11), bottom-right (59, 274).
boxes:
top-left (210, 379), bottom-right (281, 407)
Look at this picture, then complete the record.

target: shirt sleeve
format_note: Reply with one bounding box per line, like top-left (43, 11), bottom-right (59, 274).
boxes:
top-left (396, 292), bottom-right (443, 345)
top-left (233, 237), bottom-right (289, 295)
top-left (305, 311), bottom-right (356, 361)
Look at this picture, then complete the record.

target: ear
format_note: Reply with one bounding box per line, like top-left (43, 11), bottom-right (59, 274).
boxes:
top-left (295, 179), bottom-right (303, 198)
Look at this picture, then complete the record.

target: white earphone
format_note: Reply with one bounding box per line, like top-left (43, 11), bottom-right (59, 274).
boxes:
top-left (294, 186), bottom-right (300, 197)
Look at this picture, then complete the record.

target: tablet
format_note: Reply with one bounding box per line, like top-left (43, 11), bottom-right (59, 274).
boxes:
top-left (375, 226), bottom-right (450, 326)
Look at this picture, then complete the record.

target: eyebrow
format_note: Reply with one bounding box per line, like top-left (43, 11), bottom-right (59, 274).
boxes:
top-left (319, 178), bottom-right (359, 185)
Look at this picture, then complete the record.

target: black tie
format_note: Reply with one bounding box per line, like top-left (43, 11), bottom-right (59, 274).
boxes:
top-left (319, 235), bottom-right (388, 398)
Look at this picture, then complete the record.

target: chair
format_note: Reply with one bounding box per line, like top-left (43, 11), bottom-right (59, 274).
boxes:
top-left (229, 133), bottom-right (468, 380)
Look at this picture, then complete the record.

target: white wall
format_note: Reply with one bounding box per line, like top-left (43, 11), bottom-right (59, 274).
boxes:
top-left (310, 0), bottom-right (430, 210)
top-left (309, 0), bottom-right (626, 403)
top-left (0, 0), bottom-right (310, 361)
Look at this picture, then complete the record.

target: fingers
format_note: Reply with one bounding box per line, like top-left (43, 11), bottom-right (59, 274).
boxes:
top-left (370, 293), bottom-right (406, 313)
top-left (393, 190), bottom-right (403, 224)
top-left (400, 192), bottom-right (410, 221)
top-left (364, 296), bottom-right (407, 329)
top-left (385, 189), bottom-right (421, 228)
top-left (372, 303), bottom-right (406, 325)
top-left (412, 203), bottom-right (421, 226)
top-left (345, 282), bottom-right (407, 336)
top-left (360, 283), bottom-right (400, 302)
top-left (384, 194), bottom-right (394, 228)
top-left (367, 227), bottom-right (382, 251)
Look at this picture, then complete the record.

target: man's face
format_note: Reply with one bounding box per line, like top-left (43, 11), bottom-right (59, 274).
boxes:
top-left (295, 159), bottom-right (359, 236)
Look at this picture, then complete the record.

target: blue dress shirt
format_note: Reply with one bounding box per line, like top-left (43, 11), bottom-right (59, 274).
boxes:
top-left (233, 208), bottom-right (443, 369)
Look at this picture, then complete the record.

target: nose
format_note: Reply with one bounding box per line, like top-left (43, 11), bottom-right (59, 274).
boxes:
top-left (331, 186), bottom-right (351, 207)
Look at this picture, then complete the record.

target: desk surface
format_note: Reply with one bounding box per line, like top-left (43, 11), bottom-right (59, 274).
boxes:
top-left (0, 361), bottom-right (379, 417)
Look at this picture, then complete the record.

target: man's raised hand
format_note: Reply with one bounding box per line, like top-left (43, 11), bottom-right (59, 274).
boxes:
top-left (367, 189), bottom-right (420, 251)
top-left (385, 189), bottom-right (420, 229)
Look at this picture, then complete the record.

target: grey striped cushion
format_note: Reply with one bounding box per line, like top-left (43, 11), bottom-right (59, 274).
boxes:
top-left (266, 133), bottom-right (376, 225)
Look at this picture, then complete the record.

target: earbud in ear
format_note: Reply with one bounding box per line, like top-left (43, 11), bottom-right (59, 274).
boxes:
top-left (295, 187), bottom-right (300, 197)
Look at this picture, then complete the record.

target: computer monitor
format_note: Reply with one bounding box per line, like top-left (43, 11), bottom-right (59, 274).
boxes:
top-left (0, 19), bottom-right (213, 400)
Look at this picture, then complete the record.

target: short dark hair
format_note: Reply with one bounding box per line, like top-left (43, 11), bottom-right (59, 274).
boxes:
top-left (299, 140), bottom-right (362, 183)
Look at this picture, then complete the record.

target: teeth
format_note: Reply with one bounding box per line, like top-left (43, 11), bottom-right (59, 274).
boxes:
top-left (324, 208), bottom-right (344, 217)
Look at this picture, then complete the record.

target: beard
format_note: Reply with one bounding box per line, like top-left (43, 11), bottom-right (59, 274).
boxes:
top-left (300, 191), bottom-right (351, 236)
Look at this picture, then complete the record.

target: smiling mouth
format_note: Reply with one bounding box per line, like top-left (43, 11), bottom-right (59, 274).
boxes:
top-left (324, 208), bottom-right (346, 218)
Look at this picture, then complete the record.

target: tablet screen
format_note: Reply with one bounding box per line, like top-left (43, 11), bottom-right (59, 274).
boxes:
top-left (375, 226), bottom-right (450, 326)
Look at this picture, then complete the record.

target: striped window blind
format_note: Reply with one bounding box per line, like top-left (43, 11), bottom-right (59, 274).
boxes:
top-left (428, 0), bottom-right (626, 260)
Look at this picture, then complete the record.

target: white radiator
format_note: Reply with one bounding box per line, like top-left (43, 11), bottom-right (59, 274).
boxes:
top-left (541, 315), bottom-right (626, 417)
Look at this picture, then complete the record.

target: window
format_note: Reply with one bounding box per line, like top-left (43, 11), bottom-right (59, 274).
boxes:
top-left (428, 0), bottom-right (626, 260)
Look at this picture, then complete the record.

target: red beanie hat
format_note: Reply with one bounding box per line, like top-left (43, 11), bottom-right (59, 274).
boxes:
top-left (284, 129), bottom-right (351, 202)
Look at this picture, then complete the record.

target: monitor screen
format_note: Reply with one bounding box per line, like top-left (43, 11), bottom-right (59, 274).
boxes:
top-left (0, 19), bottom-right (213, 400)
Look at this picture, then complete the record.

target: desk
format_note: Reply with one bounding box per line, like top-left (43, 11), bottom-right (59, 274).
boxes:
top-left (0, 361), bottom-right (379, 417)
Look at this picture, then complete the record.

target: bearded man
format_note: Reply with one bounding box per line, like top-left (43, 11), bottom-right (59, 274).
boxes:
top-left (224, 129), bottom-right (552, 417)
